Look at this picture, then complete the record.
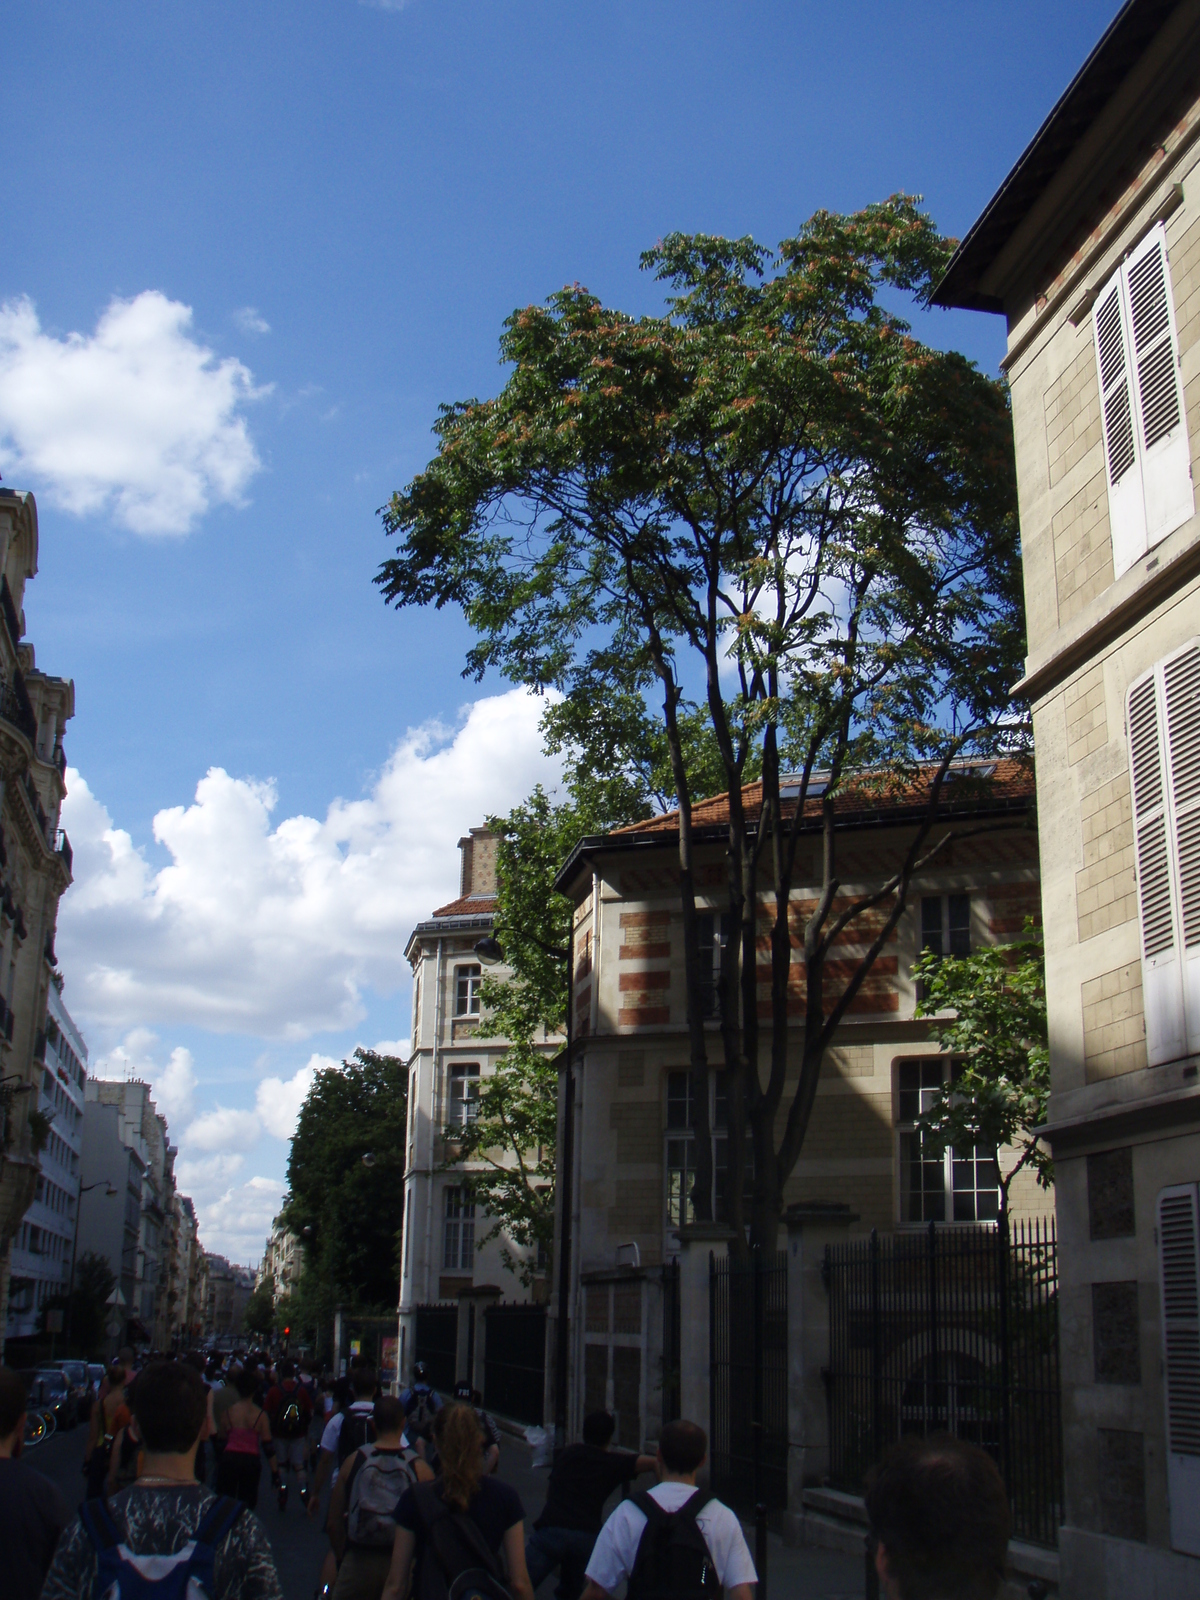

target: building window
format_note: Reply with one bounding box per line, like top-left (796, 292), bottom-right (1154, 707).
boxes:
top-left (443, 1186), bottom-right (475, 1270)
top-left (896, 1059), bottom-right (999, 1224)
top-left (921, 895), bottom-right (971, 960)
top-left (448, 1062), bottom-right (480, 1127)
top-left (665, 1069), bottom-right (753, 1229)
top-left (695, 913), bottom-right (732, 1020)
top-left (455, 964), bottom-right (482, 1016)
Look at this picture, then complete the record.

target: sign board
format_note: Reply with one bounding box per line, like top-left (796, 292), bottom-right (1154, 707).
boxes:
top-left (45, 1309), bottom-right (64, 1333)
top-left (106, 1319), bottom-right (122, 1338)
top-left (349, 1339), bottom-right (362, 1358)
top-left (381, 1336), bottom-right (398, 1373)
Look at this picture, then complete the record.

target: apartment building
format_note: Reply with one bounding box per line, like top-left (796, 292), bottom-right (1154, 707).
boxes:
top-left (934, 2), bottom-right (1200, 1590)
top-left (551, 764), bottom-right (1044, 1447)
top-left (0, 489), bottom-right (76, 1323)
top-left (4, 978), bottom-right (88, 1340)
top-left (77, 1098), bottom-right (144, 1340)
top-left (398, 827), bottom-right (560, 1382)
top-left (259, 1214), bottom-right (301, 1309)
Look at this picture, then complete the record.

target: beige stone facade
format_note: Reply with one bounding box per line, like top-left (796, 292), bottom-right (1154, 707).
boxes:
top-left (552, 783), bottom-right (1046, 1449)
top-left (0, 490), bottom-right (75, 1328)
top-left (936, 4), bottom-right (1200, 1590)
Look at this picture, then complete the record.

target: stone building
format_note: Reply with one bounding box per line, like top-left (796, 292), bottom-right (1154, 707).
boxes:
top-left (398, 827), bottom-right (560, 1383)
top-left (168, 1193), bottom-right (199, 1346)
top-left (0, 489), bottom-right (76, 1327)
top-left (934, 1), bottom-right (1200, 1590)
top-left (4, 977), bottom-right (87, 1341)
top-left (259, 1214), bottom-right (301, 1308)
top-left (551, 764), bottom-right (1045, 1449)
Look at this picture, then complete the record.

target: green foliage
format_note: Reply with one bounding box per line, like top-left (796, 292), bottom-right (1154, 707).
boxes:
top-left (242, 1274), bottom-right (277, 1339)
top-left (913, 926), bottom-right (1051, 1211)
top-left (43, 1251), bottom-right (116, 1357)
top-left (282, 1048), bottom-right (408, 1329)
top-left (27, 1108), bottom-right (53, 1155)
top-left (380, 199), bottom-right (1025, 1247)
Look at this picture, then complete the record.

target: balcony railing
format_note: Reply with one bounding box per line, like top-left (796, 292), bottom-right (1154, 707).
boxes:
top-left (0, 671), bottom-right (37, 746)
top-left (0, 576), bottom-right (22, 653)
top-left (22, 771), bottom-right (47, 836)
top-left (55, 831), bottom-right (72, 875)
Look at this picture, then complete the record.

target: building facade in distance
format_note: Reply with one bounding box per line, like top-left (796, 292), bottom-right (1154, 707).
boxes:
top-left (0, 489), bottom-right (76, 1326)
top-left (935, 2), bottom-right (1200, 1589)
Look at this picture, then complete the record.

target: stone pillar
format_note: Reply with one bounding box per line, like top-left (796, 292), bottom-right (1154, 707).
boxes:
top-left (469, 1286), bottom-right (501, 1396)
top-left (783, 1203), bottom-right (859, 1539)
top-left (676, 1222), bottom-right (735, 1437)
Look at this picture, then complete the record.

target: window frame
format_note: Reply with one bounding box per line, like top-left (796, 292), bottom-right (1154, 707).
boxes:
top-left (442, 1184), bottom-right (476, 1271)
top-left (448, 1061), bottom-right (481, 1128)
top-left (894, 1057), bottom-right (1000, 1227)
top-left (664, 1068), bottom-right (754, 1231)
top-left (454, 963), bottom-right (483, 1016)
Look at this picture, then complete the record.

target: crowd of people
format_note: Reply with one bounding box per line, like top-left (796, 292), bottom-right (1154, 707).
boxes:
top-left (0, 1346), bottom-right (1014, 1600)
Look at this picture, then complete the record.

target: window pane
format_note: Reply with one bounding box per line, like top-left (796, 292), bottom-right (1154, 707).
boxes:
top-left (948, 895), bottom-right (971, 958)
top-left (921, 897), bottom-right (944, 957)
top-left (900, 1130), bottom-right (946, 1223)
top-left (450, 1063), bottom-right (480, 1126)
top-left (951, 1144), bottom-right (999, 1222)
top-left (666, 1137), bottom-right (694, 1228)
top-left (456, 965), bottom-right (482, 1015)
top-left (666, 1071), bottom-right (695, 1130)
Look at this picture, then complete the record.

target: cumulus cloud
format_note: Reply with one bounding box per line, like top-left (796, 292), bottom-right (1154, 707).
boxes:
top-left (57, 688), bottom-right (559, 1038)
top-left (0, 291), bottom-right (268, 535)
top-left (186, 1105), bottom-right (262, 1152)
top-left (91, 1027), bottom-right (198, 1127)
top-left (255, 1055), bottom-right (338, 1141)
top-left (176, 1159), bottom-right (282, 1267)
top-left (233, 306), bottom-right (270, 336)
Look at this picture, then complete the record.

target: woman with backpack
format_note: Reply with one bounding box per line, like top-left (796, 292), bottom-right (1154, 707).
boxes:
top-left (326, 1396), bottom-right (432, 1600)
top-left (380, 1402), bottom-right (534, 1600)
top-left (216, 1367), bottom-right (280, 1509)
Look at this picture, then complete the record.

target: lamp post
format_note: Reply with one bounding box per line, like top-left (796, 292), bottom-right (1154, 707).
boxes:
top-left (64, 1179), bottom-right (117, 1355)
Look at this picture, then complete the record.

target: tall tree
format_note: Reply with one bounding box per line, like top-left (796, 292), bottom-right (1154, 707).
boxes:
top-left (379, 198), bottom-right (1026, 1249)
top-left (282, 1048), bottom-right (408, 1332)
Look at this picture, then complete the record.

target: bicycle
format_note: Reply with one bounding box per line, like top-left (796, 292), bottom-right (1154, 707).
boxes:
top-left (23, 1407), bottom-right (57, 1447)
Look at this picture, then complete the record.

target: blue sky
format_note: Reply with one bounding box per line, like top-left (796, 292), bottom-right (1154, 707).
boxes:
top-left (1, 0), bottom-right (1118, 1260)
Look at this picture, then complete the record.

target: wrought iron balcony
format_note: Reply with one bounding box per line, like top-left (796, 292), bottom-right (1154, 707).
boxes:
top-left (55, 831), bottom-right (72, 874)
top-left (0, 577), bottom-right (21, 654)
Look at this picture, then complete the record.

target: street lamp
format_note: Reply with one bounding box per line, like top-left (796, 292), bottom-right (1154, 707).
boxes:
top-left (473, 936), bottom-right (504, 966)
top-left (64, 1179), bottom-right (118, 1354)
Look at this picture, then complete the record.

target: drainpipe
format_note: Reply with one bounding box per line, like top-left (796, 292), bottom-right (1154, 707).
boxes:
top-left (423, 936), bottom-right (445, 1305)
top-left (553, 900), bottom-right (576, 1445)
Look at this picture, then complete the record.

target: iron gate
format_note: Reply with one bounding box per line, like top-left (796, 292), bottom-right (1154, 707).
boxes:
top-left (414, 1303), bottom-right (458, 1394)
top-left (709, 1248), bottom-right (788, 1511)
top-left (662, 1258), bottom-right (681, 1425)
top-left (824, 1217), bottom-right (1062, 1547)
top-left (484, 1302), bottom-right (546, 1425)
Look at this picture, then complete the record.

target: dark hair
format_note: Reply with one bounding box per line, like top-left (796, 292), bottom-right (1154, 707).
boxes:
top-left (131, 1360), bottom-right (208, 1454)
top-left (582, 1410), bottom-right (615, 1447)
top-left (234, 1368), bottom-right (258, 1399)
top-left (865, 1434), bottom-right (1011, 1600)
top-left (278, 1360), bottom-right (295, 1380)
top-left (351, 1365), bottom-right (378, 1399)
top-left (106, 1363), bottom-right (127, 1389)
top-left (0, 1366), bottom-right (28, 1438)
top-left (375, 1395), bottom-right (406, 1435)
top-left (659, 1419), bottom-right (706, 1474)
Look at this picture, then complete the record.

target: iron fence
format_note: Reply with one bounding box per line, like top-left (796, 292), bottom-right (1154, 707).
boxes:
top-left (709, 1248), bottom-right (788, 1512)
top-left (414, 1302), bottom-right (458, 1394)
top-left (662, 1258), bottom-right (681, 1425)
top-left (483, 1301), bottom-right (546, 1425)
top-left (824, 1216), bottom-right (1062, 1548)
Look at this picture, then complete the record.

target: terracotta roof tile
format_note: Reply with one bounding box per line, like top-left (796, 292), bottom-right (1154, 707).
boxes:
top-left (611, 757), bottom-right (1033, 836)
top-left (430, 894), bottom-right (498, 918)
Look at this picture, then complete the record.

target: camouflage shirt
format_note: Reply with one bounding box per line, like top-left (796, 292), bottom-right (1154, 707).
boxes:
top-left (41, 1483), bottom-right (283, 1600)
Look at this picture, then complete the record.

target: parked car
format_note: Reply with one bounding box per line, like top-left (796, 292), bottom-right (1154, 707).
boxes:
top-left (87, 1362), bottom-right (105, 1395)
top-left (54, 1359), bottom-right (93, 1420)
top-left (29, 1369), bottom-right (76, 1429)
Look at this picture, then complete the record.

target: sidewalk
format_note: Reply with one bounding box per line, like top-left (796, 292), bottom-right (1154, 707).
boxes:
top-left (501, 1432), bottom-right (864, 1600)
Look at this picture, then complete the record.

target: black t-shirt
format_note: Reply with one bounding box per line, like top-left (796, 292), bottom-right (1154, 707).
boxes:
top-left (534, 1444), bottom-right (642, 1533)
top-left (395, 1476), bottom-right (524, 1554)
top-left (0, 1457), bottom-right (75, 1600)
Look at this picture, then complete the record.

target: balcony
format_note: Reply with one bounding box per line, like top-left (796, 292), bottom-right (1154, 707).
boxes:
top-left (55, 831), bottom-right (72, 875)
top-left (0, 576), bottom-right (22, 654)
top-left (22, 771), bottom-right (48, 837)
top-left (0, 670), bottom-right (37, 746)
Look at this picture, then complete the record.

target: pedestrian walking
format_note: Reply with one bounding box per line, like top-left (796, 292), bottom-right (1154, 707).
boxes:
top-left (581, 1420), bottom-right (756, 1600)
top-left (217, 1367), bottom-right (280, 1509)
top-left (265, 1358), bottom-right (313, 1510)
top-left (327, 1395), bottom-right (430, 1600)
top-left (0, 1366), bottom-right (71, 1600)
top-left (525, 1410), bottom-right (656, 1600)
top-left (41, 1358), bottom-right (283, 1600)
top-left (864, 1433), bottom-right (1011, 1600)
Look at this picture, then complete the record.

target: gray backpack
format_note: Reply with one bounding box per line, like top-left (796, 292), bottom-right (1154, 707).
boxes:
top-left (347, 1444), bottom-right (418, 1547)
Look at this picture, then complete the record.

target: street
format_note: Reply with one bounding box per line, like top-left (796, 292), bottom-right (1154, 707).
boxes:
top-left (22, 1419), bottom-right (864, 1600)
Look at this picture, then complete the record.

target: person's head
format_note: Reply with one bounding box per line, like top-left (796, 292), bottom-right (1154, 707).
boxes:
top-left (433, 1402), bottom-right (485, 1510)
top-left (657, 1419), bottom-right (707, 1478)
top-left (131, 1360), bottom-right (208, 1456)
top-left (374, 1395), bottom-right (406, 1441)
top-left (865, 1434), bottom-right (1010, 1600)
top-left (118, 1346), bottom-right (134, 1368)
top-left (0, 1367), bottom-right (27, 1453)
top-left (351, 1365), bottom-right (377, 1400)
top-left (454, 1379), bottom-right (473, 1402)
top-left (582, 1411), bottom-right (616, 1448)
top-left (278, 1359), bottom-right (296, 1381)
top-left (413, 1360), bottom-right (428, 1382)
top-left (234, 1368), bottom-right (258, 1399)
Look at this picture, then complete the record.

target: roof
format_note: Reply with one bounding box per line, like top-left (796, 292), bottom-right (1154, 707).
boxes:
top-left (555, 758), bottom-right (1034, 890)
top-left (430, 893), bottom-right (497, 919)
top-left (932, 0), bottom-right (1180, 311)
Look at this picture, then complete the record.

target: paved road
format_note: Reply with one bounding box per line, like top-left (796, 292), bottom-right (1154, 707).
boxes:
top-left (21, 1417), bottom-right (863, 1600)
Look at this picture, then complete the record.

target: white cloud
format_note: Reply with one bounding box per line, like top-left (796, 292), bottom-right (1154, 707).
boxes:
top-left (179, 1163), bottom-right (282, 1268)
top-left (0, 291), bottom-right (268, 535)
top-left (372, 1038), bottom-right (410, 1059)
top-left (58, 687), bottom-right (559, 1038)
top-left (186, 1105), bottom-right (262, 1152)
top-left (255, 1054), bottom-right (337, 1141)
top-left (233, 306), bottom-right (270, 336)
top-left (91, 1027), bottom-right (197, 1128)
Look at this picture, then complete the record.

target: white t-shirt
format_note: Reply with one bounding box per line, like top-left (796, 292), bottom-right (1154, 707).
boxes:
top-left (584, 1482), bottom-right (757, 1595)
top-left (320, 1399), bottom-right (375, 1455)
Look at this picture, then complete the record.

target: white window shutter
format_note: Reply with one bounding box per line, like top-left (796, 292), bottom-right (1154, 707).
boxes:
top-left (1158, 1183), bottom-right (1200, 1555)
top-left (1125, 224), bottom-right (1194, 549)
top-left (1095, 270), bottom-right (1147, 577)
top-left (1163, 644), bottom-right (1200, 1054)
top-left (1128, 667), bottom-right (1186, 1064)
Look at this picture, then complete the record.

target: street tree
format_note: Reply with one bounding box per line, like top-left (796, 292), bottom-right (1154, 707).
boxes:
top-left (912, 926), bottom-right (1050, 1217)
top-left (379, 198), bottom-right (1026, 1249)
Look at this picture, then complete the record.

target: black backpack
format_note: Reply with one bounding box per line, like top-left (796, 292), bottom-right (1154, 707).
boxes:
top-left (626, 1491), bottom-right (722, 1600)
top-left (411, 1482), bottom-right (512, 1600)
top-left (337, 1409), bottom-right (376, 1468)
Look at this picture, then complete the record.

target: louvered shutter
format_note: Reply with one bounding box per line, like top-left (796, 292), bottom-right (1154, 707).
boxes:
top-left (1094, 269), bottom-right (1147, 576)
top-left (1158, 1184), bottom-right (1200, 1555)
top-left (1125, 225), bottom-right (1194, 548)
top-left (1129, 666), bottom-right (1186, 1063)
top-left (1164, 645), bottom-right (1200, 1055)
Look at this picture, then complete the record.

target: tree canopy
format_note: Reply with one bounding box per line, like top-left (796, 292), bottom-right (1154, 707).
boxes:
top-left (380, 198), bottom-right (1026, 1248)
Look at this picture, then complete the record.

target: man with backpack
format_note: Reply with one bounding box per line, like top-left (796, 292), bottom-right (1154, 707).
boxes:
top-left (41, 1358), bottom-right (283, 1600)
top-left (581, 1420), bottom-right (755, 1600)
top-left (265, 1359), bottom-right (314, 1511)
top-left (401, 1360), bottom-right (442, 1450)
top-left (326, 1395), bottom-right (431, 1600)
top-left (308, 1364), bottom-right (381, 1516)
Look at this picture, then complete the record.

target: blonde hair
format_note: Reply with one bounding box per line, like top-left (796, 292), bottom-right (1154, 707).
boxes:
top-left (434, 1402), bottom-right (485, 1511)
